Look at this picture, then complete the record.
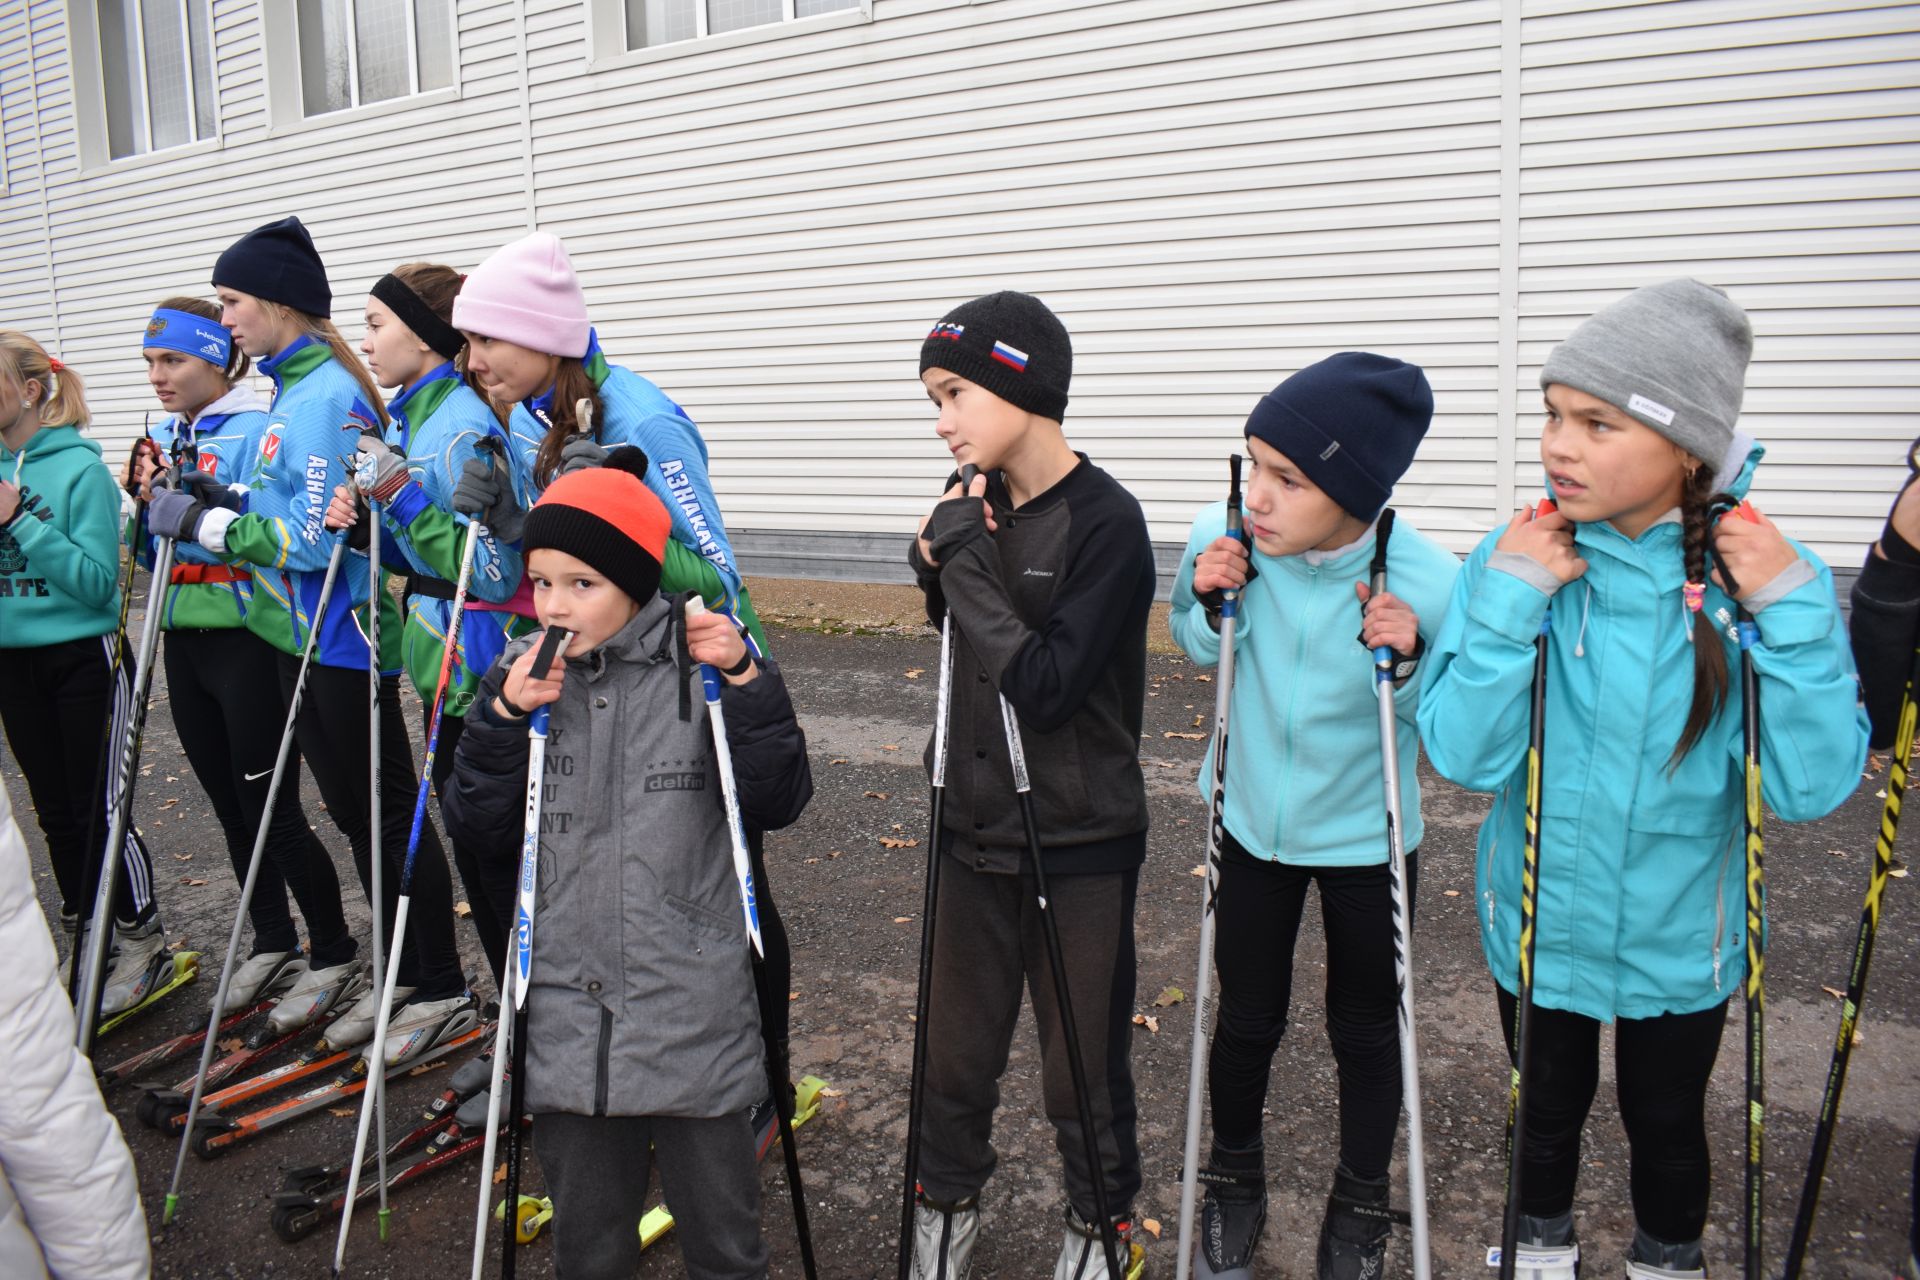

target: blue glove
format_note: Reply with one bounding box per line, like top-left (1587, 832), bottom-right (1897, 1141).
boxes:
top-left (147, 489), bottom-right (209, 542)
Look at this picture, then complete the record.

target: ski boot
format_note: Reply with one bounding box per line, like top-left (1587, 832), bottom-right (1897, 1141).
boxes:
top-left (99, 917), bottom-right (171, 1016)
top-left (1193, 1150), bottom-right (1268, 1280)
top-left (1054, 1202), bottom-right (1145, 1280)
top-left (1486, 1211), bottom-right (1580, 1279)
top-left (383, 991), bottom-right (480, 1066)
top-left (910, 1188), bottom-right (981, 1280)
top-left (219, 949), bottom-right (307, 1013)
top-left (1622, 1226), bottom-right (1704, 1278)
top-left (325, 983), bottom-right (411, 1050)
top-left (1317, 1163), bottom-right (1394, 1280)
top-left (268, 959), bottom-right (369, 1036)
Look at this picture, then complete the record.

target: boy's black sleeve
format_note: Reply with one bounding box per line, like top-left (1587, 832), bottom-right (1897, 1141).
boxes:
top-left (1851, 548), bottom-right (1920, 750)
top-left (907, 538), bottom-right (946, 628)
top-left (439, 666), bottom-right (533, 867)
top-left (925, 490), bottom-right (1156, 735)
top-left (721, 660), bottom-right (814, 832)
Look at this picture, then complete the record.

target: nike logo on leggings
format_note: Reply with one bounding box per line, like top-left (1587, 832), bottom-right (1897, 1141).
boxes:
top-left (244, 768), bottom-right (273, 781)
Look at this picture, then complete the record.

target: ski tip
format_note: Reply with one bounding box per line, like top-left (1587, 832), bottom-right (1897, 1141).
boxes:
top-left (161, 1192), bottom-right (179, 1226)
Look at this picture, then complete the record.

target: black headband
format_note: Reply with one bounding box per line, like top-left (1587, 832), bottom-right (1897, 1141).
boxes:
top-left (370, 273), bottom-right (465, 361)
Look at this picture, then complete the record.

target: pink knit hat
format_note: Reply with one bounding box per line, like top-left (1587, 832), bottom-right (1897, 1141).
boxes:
top-left (452, 232), bottom-right (591, 358)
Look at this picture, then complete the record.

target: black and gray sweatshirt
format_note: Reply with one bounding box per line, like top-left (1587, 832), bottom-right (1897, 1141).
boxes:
top-left (910, 455), bottom-right (1156, 875)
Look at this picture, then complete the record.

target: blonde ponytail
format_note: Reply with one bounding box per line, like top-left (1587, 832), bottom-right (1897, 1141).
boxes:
top-left (0, 329), bottom-right (90, 427)
top-left (257, 300), bottom-right (391, 428)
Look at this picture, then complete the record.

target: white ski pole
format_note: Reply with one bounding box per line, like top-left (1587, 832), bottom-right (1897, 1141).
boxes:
top-left (470, 625), bottom-right (570, 1280)
top-left (363, 493), bottom-right (391, 1253)
top-left (163, 534), bottom-right (349, 1225)
top-left (335, 515), bottom-right (484, 1272)
top-left (686, 597), bottom-right (763, 956)
top-left (74, 479), bottom-right (179, 1050)
top-left (1175, 453), bottom-right (1244, 1280)
top-left (1366, 509), bottom-right (1431, 1280)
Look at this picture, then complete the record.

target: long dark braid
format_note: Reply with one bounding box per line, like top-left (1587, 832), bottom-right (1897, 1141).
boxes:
top-left (1672, 461), bottom-right (1730, 766)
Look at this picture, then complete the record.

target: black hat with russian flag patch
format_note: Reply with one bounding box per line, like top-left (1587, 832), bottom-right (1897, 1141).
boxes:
top-left (919, 291), bottom-right (1072, 422)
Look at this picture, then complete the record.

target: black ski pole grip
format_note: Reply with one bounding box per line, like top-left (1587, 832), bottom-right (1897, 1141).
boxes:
top-left (530, 626), bottom-right (571, 681)
top-left (1226, 453), bottom-right (1243, 539)
top-left (959, 463), bottom-right (980, 489)
top-left (1370, 508), bottom-right (1397, 597)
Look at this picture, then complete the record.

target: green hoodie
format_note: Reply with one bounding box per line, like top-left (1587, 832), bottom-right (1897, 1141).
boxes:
top-left (0, 424), bottom-right (123, 648)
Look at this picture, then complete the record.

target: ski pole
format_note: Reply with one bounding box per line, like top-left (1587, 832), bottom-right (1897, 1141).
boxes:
top-left (1364, 508), bottom-right (1431, 1280)
top-left (163, 534), bottom-right (349, 1226)
top-left (688, 597), bottom-right (819, 1280)
top-left (997, 689), bottom-right (1125, 1280)
top-left (69, 438), bottom-right (153, 1000)
top-left (1706, 503), bottom-right (1767, 1280)
top-left (334, 514), bottom-right (485, 1273)
top-left (1497, 498), bottom-right (1554, 1280)
top-left (1783, 628), bottom-right (1917, 1275)
top-left (365, 493), bottom-right (391, 1254)
top-left (1174, 452), bottom-right (1244, 1280)
top-left (897, 494), bottom-right (962, 1280)
top-left (470, 625), bottom-right (570, 1280)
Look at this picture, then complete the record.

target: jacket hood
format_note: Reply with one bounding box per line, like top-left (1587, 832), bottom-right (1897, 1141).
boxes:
top-left (195, 384), bottom-right (270, 420)
top-left (3, 423), bottom-right (102, 467)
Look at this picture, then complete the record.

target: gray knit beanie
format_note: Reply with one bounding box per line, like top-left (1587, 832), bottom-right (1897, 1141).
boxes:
top-left (1539, 279), bottom-right (1752, 466)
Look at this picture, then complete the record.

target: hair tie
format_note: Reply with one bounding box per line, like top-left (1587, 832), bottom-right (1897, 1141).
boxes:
top-left (1683, 581), bottom-right (1705, 613)
top-left (47, 357), bottom-right (63, 373)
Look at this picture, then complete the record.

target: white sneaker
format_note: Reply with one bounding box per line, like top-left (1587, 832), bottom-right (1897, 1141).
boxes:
top-left (328, 984), bottom-right (414, 1050)
top-left (100, 919), bottom-right (169, 1015)
top-left (268, 959), bottom-right (369, 1035)
top-left (220, 950), bottom-right (307, 1013)
top-left (383, 992), bottom-right (479, 1067)
top-left (911, 1190), bottom-right (980, 1280)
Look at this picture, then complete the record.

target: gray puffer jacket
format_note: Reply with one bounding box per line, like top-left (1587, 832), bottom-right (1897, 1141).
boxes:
top-left (442, 594), bottom-right (812, 1118)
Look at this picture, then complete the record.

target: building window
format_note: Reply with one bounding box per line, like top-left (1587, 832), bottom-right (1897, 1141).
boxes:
top-left (295, 0), bottom-right (454, 118)
top-left (96, 0), bottom-right (217, 160)
top-left (625, 0), bottom-right (858, 48)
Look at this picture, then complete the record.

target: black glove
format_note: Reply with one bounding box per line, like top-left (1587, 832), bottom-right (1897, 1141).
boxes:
top-left (557, 435), bottom-right (611, 476)
top-left (452, 455), bottom-right (525, 544)
top-left (179, 466), bottom-right (242, 512)
top-left (147, 489), bottom-right (209, 542)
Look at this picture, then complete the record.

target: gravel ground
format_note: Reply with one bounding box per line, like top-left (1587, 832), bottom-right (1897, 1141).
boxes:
top-left (9, 593), bottom-right (1917, 1278)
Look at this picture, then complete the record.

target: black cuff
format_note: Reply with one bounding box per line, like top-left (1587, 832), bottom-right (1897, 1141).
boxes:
top-left (495, 690), bottom-right (530, 720)
top-left (721, 650), bottom-right (755, 678)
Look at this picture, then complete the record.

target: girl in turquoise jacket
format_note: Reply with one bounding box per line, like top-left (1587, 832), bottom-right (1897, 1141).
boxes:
top-left (148, 218), bottom-right (473, 1066)
top-left (0, 332), bottom-right (164, 1018)
top-left (1170, 353), bottom-right (1458, 1280)
top-left (1418, 280), bottom-right (1868, 1277)
top-left (127, 298), bottom-right (350, 1015)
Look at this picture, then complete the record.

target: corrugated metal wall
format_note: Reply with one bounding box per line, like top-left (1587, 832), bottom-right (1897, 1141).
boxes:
top-left (1, 0), bottom-right (1914, 580)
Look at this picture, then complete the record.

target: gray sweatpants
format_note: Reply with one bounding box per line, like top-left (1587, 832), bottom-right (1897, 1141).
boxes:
top-left (534, 1109), bottom-right (768, 1280)
top-left (917, 850), bottom-right (1141, 1220)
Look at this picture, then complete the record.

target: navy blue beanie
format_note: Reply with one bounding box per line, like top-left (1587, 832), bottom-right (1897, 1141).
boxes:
top-left (212, 216), bottom-right (331, 317)
top-left (1243, 352), bottom-right (1433, 522)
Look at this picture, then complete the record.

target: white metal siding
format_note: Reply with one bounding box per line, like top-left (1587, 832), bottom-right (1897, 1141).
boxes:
top-left (0, 0), bottom-right (1913, 573)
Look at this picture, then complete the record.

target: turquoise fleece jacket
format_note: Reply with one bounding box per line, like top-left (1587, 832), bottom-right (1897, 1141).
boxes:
top-left (1418, 441), bottom-right (1869, 1021)
top-left (0, 425), bottom-right (123, 648)
top-left (1171, 500), bottom-right (1461, 867)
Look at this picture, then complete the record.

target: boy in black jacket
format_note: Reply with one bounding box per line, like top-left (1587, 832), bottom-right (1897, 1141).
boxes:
top-left (907, 292), bottom-right (1155, 1280)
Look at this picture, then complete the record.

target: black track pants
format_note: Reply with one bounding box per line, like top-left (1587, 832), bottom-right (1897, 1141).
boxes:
top-left (428, 712), bottom-right (508, 990)
top-left (276, 655), bottom-right (462, 999)
top-left (0, 635), bottom-right (157, 928)
top-left (1206, 833), bottom-right (1418, 1180)
top-left (1496, 985), bottom-right (1728, 1242)
top-left (166, 627), bottom-right (349, 958)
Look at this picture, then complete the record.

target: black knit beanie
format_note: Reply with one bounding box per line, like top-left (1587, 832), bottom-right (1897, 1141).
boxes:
top-left (212, 216), bottom-right (332, 317)
top-left (1243, 352), bottom-right (1433, 523)
top-left (919, 291), bottom-right (1071, 421)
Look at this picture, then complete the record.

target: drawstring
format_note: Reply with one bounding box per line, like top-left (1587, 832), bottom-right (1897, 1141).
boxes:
top-left (1574, 581), bottom-right (1593, 658)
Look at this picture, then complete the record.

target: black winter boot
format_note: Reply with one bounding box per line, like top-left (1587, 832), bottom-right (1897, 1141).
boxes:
top-left (1315, 1164), bottom-right (1393, 1280)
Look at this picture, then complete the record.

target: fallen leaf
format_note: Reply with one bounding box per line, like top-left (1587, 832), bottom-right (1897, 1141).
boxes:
top-left (904, 668), bottom-right (925, 680)
top-left (159, 797), bottom-right (179, 810)
top-left (1821, 985), bottom-right (1846, 1000)
top-left (819, 1085), bottom-right (845, 1097)
top-left (330, 1107), bottom-right (356, 1118)
top-left (1142, 1218), bottom-right (1163, 1240)
top-left (407, 1060), bottom-right (449, 1077)
top-left (165, 775), bottom-right (178, 783)
top-left (803, 857), bottom-right (820, 865)
top-left (181, 877), bottom-right (208, 887)
top-left (1443, 889), bottom-right (1461, 898)
top-left (1892, 866), bottom-right (1909, 879)
top-left (893, 916), bottom-right (913, 924)
top-left (788, 991), bottom-right (799, 1001)
top-left (828, 850), bottom-right (842, 859)
top-left (494, 1162), bottom-right (507, 1185)
top-left (1169, 673), bottom-right (1183, 681)
top-left (1164, 731), bottom-right (1205, 741)
top-left (218, 1037), bottom-right (244, 1052)
top-left (879, 837), bottom-right (919, 849)
top-left (1828, 849), bottom-right (1848, 858)
top-left (892, 823), bottom-right (904, 832)
top-left (1130, 1013), bottom-right (1160, 1034)
top-left (1191, 714), bottom-right (1205, 728)
top-left (864, 791), bottom-right (890, 800)
top-left (830, 758), bottom-right (849, 765)
top-left (1153, 987), bottom-right (1184, 1008)
top-left (1191, 865), bottom-right (1206, 877)
top-left (1195, 674), bottom-right (1212, 682)
top-left (172, 852), bottom-right (194, 862)
top-left (1853, 1029), bottom-right (1865, 1046)
top-left (454, 901), bottom-right (472, 918)
top-left (881, 744), bottom-right (900, 752)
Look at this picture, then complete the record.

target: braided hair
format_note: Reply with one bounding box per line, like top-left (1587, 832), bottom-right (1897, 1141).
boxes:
top-left (1672, 461), bottom-right (1730, 766)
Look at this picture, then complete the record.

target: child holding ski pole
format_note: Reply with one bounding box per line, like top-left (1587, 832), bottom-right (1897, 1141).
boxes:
top-left (1417, 279), bottom-right (1868, 1277)
top-left (1842, 449), bottom-right (1920, 1280)
top-left (905, 291), bottom-right (1156, 1279)
top-left (1168, 352), bottom-right (1459, 1280)
top-left (441, 454), bottom-right (813, 1280)
top-left (0, 332), bottom-right (169, 1018)
top-left (146, 217), bottom-right (474, 1063)
top-left (126, 298), bottom-right (351, 1016)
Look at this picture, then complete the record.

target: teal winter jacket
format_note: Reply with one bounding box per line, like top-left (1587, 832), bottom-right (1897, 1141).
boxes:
top-left (1417, 441), bottom-right (1868, 1022)
top-left (0, 425), bottom-right (123, 648)
top-left (1171, 500), bottom-right (1461, 867)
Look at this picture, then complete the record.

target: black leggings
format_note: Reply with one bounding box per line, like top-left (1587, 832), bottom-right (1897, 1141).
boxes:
top-left (277, 655), bottom-right (463, 999)
top-left (166, 627), bottom-right (349, 958)
top-left (0, 635), bottom-right (157, 928)
top-left (429, 712), bottom-right (509, 990)
top-left (1207, 834), bottom-right (1417, 1179)
top-left (1496, 985), bottom-right (1728, 1243)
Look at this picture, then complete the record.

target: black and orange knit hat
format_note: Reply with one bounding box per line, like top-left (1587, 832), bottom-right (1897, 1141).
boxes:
top-left (523, 451), bottom-right (670, 605)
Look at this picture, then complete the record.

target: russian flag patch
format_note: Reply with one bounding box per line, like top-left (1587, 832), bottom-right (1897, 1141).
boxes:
top-left (991, 341), bottom-right (1029, 371)
top-left (927, 322), bottom-right (964, 342)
